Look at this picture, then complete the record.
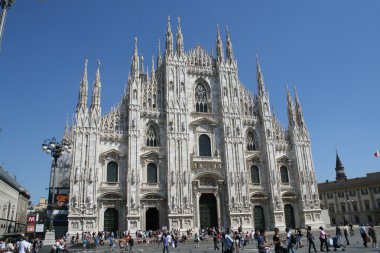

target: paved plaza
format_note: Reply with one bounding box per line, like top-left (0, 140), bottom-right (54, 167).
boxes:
top-left (38, 227), bottom-right (380, 253)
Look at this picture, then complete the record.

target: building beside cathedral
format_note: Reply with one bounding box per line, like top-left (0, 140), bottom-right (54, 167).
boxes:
top-left (66, 17), bottom-right (323, 234)
top-left (318, 153), bottom-right (380, 226)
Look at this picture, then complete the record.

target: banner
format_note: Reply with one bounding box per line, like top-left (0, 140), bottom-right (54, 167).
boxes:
top-left (35, 224), bottom-right (44, 233)
top-left (26, 225), bottom-right (35, 233)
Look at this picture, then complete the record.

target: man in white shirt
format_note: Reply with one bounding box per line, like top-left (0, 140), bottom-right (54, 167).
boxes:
top-left (0, 238), bottom-right (6, 251)
top-left (17, 236), bottom-right (31, 253)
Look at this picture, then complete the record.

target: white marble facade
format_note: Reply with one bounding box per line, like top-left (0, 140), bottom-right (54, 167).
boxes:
top-left (67, 18), bottom-right (323, 234)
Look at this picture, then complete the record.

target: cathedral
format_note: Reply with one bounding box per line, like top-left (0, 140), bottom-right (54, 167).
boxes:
top-left (66, 17), bottom-right (323, 234)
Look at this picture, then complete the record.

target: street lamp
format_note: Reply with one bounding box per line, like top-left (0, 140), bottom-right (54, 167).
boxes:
top-left (0, 0), bottom-right (15, 50)
top-left (41, 137), bottom-right (72, 231)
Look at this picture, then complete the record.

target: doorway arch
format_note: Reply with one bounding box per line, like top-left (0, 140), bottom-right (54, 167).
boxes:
top-left (104, 208), bottom-right (118, 233)
top-left (253, 205), bottom-right (266, 231)
top-left (284, 204), bottom-right (295, 229)
top-left (199, 193), bottom-right (218, 229)
top-left (146, 208), bottom-right (159, 230)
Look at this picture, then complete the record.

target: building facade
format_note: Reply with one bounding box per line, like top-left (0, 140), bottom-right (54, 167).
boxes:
top-left (67, 18), bottom-right (322, 234)
top-left (0, 166), bottom-right (30, 238)
top-left (318, 153), bottom-right (380, 226)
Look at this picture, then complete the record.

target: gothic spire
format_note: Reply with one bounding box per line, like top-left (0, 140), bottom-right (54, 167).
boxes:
top-left (216, 24), bottom-right (224, 63)
top-left (286, 85), bottom-right (296, 127)
top-left (140, 55), bottom-right (145, 74)
top-left (225, 26), bottom-right (234, 63)
top-left (131, 37), bottom-right (139, 77)
top-left (176, 17), bottom-right (184, 56)
top-left (151, 56), bottom-right (155, 80)
top-left (165, 16), bottom-right (173, 55)
top-left (256, 55), bottom-right (266, 96)
top-left (76, 59), bottom-right (88, 111)
top-left (91, 60), bottom-right (101, 109)
top-left (157, 39), bottom-right (162, 66)
top-left (63, 113), bottom-right (70, 140)
top-left (293, 86), bottom-right (305, 127)
top-left (335, 151), bottom-right (347, 181)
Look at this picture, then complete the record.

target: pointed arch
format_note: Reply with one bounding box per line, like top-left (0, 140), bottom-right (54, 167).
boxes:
top-left (246, 130), bottom-right (257, 151)
top-left (194, 78), bottom-right (210, 113)
top-left (145, 122), bottom-right (159, 147)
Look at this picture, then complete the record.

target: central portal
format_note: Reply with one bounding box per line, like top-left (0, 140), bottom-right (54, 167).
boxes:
top-left (104, 208), bottom-right (118, 233)
top-left (146, 208), bottom-right (159, 230)
top-left (199, 193), bottom-right (217, 229)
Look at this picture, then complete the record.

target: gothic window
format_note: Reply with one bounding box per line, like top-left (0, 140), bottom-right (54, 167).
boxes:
top-left (327, 193), bottom-right (333, 199)
top-left (338, 191), bottom-right (344, 198)
top-left (107, 161), bottom-right (118, 182)
top-left (147, 163), bottom-right (157, 183)
top-left (364, 201), bottom-right (370, 210)
top-left (153, 95), bottom-right (157, 108)
top-left (146, 124), bottom-right (158, 147)
top-left (250, 165), bottom-right (260, 184)
top-left (199, 134), bottom-right (211, 156)
top-left (133, 89), bottom-right (137, 99)
top-left (340, 203), bottom-right (346, 212)
top-left (246, 131), bottom-right (256, 151)
top-left (280, 166), bottom-right (289, 184)
top-left (349, 190), bottom-right (356, 197)
top-left (195, 82), bottom-right (208, 113)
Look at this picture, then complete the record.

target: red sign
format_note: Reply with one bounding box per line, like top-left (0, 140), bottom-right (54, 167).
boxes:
top-left (27, 216), bottom-right (36, 223)
top-left (26, 225), bottom-right (35, 233)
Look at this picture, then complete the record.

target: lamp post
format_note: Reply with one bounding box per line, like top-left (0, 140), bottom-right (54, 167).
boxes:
top-left (0, 0), bottom-right (15, 49)
top-left (41, 137), bottom-right (71, 232)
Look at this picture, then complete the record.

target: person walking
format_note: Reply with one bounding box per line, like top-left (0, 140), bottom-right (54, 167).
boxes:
top-left (368, 224), bottom-right (377, 248)
top-left (306, 226), bottom-right (317, 253)
top-left (213, 230), bottom-right (220, 251)
top-left (359, 224), bottom-right (368, 247)
top-left (343, 224), bottom-right (350, 245)
top-left (335, 225), bottom-right (342, 245)
top-left (162, 233), bottom-right (169, 253)
top-left (286, 228), bottom-right (295, 253)
top-left (272, 227), bottom-right (284, 253)
top-left (319, 226), bottom-right (329, 252)
top-left (296, 227), bottom-right (304, 248)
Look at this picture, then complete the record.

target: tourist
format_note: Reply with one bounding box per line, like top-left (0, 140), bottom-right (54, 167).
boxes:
top-left (108, 236), bottom-right (115, 251)
top-left (335, 225), bottom-right (342, 245)
top-left (286, 228), bottom-right (295, 253)
top-left (162, 233), bottom-right (169, 253)
top-left (348, 224), bottom-right (354, 237)
top-left (272, 227), bottom-right (284, 253)
top-left (17, 236), bottom-right (31, 253)
top-left (194, 233), bottom-right (200, 248)
top-left (306, 226), bottom-right (317, 253)
top-left (128, 236), bottom-right (134, 253)
top-left (257, 229), bottom-right (271, 253)
top-left (319, 226), bottom-right (329, 252)
top-left (343, 224), bottom-right (349, 245)
top-left (359, 224), bottom-right (368, 247)
top-left (213, 229), bottom-right (220, 251)
top-left (4, 239), bottom-right (15, 253)
top-left (224, 228), bottom-right (234, 253)
top-left (368, 224), bottom-right (377, 248)
top-left (296, 227), bottom-right (304, 248)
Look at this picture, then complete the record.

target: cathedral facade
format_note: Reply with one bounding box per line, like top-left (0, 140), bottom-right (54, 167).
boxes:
top-left (67, 18), bottom-right (322, 234)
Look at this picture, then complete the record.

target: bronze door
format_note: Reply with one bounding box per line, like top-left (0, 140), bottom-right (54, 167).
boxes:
top-left (254, 205), bottom-right (266, 231)
top-left (199, 193), bottom-right (217, 229)
top-left (104, 208), bottom-right (118, 233)
top-left (284, 204), bottom-right (295, 229)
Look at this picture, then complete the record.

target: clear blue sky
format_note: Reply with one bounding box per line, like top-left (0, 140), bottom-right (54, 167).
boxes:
top-left (0, 1), bottom-right (379, 203)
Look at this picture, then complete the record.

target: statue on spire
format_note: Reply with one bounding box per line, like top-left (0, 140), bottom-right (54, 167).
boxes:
top-left (216, 24), bottom-right (224, 63)
top-left (76, 59), bottom-right (89, 112)
top-left (165, 16), bottom-right (173, 55)
top-left (176, 17), bottom-right (184, 56)
top-left (225, 26), bottom-right (234, 63)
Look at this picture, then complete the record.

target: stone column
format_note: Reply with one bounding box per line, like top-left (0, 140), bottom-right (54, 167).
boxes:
top-left (196, 192), bottom-right (201, 229)
top-left (214, 192), bottom-right (221, 227)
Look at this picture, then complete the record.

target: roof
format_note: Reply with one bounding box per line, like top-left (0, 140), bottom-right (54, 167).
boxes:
top-left (0, 166), bottom-right (30, 198)
top-left (318, 172), bottom-right (380, 191)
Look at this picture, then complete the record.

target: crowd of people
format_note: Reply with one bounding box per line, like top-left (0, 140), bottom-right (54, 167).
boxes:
top-left (0, 236), bottom-right (42, 253)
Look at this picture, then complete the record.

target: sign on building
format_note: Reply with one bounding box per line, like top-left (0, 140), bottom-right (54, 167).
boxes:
top-left (27, 216), bottom-right (36, 223)
top-left (26, 225), bottom-right (35, 233)
top-left (35, 224), bottom-right (44, 233)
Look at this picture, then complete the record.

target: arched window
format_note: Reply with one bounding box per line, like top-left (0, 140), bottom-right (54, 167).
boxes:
top-left (246, 131), bottom-right (256, 151)
top-left (147, 163), bottom-right (157, 183)
top-left (107, 161), bottom-right (118, 182)
top-left (195, 82), bottom-right (208, 113)
top-left (251, 165), bottom-right (260, 184)
top-left (280, 166), bottom-right (289, 184)
top-left (146, 124), bottom-right (158, 147)
top-left (199, 134), bottom-right (211, 156)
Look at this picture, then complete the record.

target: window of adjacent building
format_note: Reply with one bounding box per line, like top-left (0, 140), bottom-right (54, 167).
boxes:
top-left (327, 193), bottom-right (333, 199)
top-left (368, 215), bottom-right (373, 223)
top-left (361, 188), bottom-right (368, 195)
top-left (107, 161), bottom-right (118, 182)
top-left (199, 134), bottom-right (211, 156)
top-left (331, 217), bottom-right (336, 225)
top-left (364, 201), bottom-right (370, 210)
top-left (354, 215), bottom-right (359, 223)
top-left (338, 191), bottom-right (344, 198)
top-left (147, 163), bottom-right (157, 183)
top-left (377, 199), bottom-right (380, 209)
top-left (349, 190), bottom-right (356, 197)
top-left (280, 166), bottom-right (289, 184)
top-left (146, 124), bottom-right (158, 147)
top-left (250, 165), bottom-right (260, 184)
top-left (328, 204), bottom-right (335, 213)
top-left (373, 187), bottom-right (380, 194)
top-left (352, 203), bottom-right (358, 212)
top-left (319, 194), bottom-right (322, 200)
top-left (341, 204), bottom-right (346, 212)
top-left (246, 131), bottom-right (256, 151)
top-left (195, 82), bottom-right (208, 113)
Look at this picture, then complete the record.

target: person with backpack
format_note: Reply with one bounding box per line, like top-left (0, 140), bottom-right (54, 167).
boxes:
top-left (17, 236), bottom-right (31, 253)
top-left (295, 228), bottom-right (304, 249)
top-left (224, 229), bottom-right (234, 253)
top-left (162, 233), bottom-right (169, 253)
top-left (359, 224), bottom-right (368, 247)
top-left (272, 227), bottom-right (284, 253)
top-left (128, 236), bottom-right (134, 253)
top-left (286, 228), bottom-right (295, 253)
